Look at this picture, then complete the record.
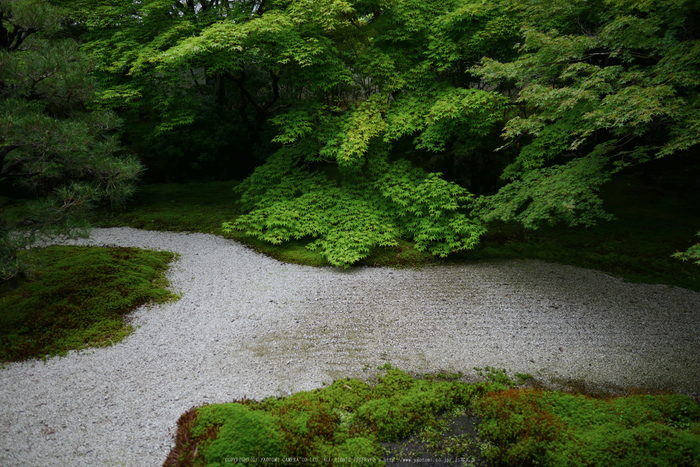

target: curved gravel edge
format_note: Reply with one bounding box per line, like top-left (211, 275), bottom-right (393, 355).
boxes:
top-left (1, 227), bottom-right (699, 466)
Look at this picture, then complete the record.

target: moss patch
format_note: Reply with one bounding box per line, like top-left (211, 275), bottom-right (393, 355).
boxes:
top-left (93, 181), bottom-right (243, 235)
top-left (192, 403), bottom-right (284, 463)
top-left (165, 368), bottom-right (700, 467)
top-left (0, 245), bottom-right (178, 362)
top-left (477, 388), bottom-right (700, 466)
top-left (165, 367), bottom-right (505, 466)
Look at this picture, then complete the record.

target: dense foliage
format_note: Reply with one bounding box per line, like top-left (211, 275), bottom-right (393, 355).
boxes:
top-left (148, 0), bottom-right (522, 266)
top-left (0, 0), bottom-right (143, 279)
top-left (55, 0), bottom-right (699, 267)
top-left (473, 0), bottom-right (700, 229)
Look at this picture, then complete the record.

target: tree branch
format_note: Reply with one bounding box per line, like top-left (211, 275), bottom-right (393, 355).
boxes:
top-left (269, 104), bottom-right (291, 114)
top-left (226, 70), bottom-right (254, 132)
top-left (225, 69), bottom-right (263, 114)
top-left (261, 69), bottom-right (280, 112)
top-left (0, 144), bottom-right (22, 175)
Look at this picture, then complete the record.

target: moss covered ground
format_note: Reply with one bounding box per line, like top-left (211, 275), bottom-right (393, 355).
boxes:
top-left (164, 367), bottom-right (700, 466)
top-left (0, 245), bottom-right (178, 362)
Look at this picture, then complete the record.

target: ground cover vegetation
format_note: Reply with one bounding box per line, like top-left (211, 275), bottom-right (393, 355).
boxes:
top-left (164, 366), bottom-right (700, 466)
top-left (0, 245), bottom-right (178, 362)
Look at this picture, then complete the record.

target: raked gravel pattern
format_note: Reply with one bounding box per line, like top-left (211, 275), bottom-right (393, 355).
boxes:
top-left (1, 227), bottom-right (699, 466)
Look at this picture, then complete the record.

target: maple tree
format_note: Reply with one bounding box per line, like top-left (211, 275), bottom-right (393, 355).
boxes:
top-left (59, 0), bottom-right (699, 267)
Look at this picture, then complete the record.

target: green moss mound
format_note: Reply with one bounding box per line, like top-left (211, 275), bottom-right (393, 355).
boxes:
top-left (0, 245), bottom-right (178, 362)
top-left (193, 403), bottom-right (284, 463)
top-left (165, 368), bottom-right (700, 467)
top-left (165, 368), bottom-right (516, 466)
top-left (477, 388), bottom-right (700, 466)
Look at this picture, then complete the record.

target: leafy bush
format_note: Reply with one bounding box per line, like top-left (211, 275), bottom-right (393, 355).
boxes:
top-left (673, 231), bottom-right (700, 265)
top-left (225, 147), bottom-right (485, 268)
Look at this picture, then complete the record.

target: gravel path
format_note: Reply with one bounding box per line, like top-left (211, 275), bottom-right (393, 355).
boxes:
top-left (1, 227), bottom-right (699, 466)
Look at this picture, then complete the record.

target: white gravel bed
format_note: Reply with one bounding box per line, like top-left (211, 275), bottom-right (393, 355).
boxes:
top-left (1, 227), bottom-right (699, 466)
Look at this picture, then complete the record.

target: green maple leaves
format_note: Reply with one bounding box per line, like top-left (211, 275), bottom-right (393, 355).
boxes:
top-left (473, 0), bottom-right (700, 230)
top-left (225, 151), bottom-right (485, 267)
